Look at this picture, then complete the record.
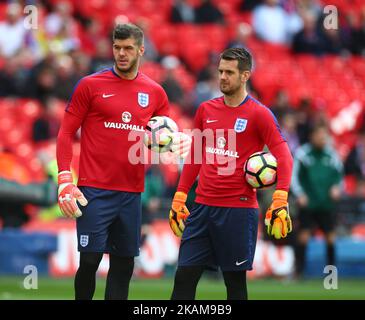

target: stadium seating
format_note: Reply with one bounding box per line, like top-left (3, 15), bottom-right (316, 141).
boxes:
top-left (0, 1), bottom-right (364, 223)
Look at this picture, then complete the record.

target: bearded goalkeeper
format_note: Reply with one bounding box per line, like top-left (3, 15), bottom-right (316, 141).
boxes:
top-left (169, 48), bottom-right (293, 300)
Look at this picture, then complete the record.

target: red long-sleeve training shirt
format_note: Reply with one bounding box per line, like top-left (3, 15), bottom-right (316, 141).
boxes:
top-left (57, 68), bottom-right (169, 192)
top-left (177, 95), bottom-right (293, 208)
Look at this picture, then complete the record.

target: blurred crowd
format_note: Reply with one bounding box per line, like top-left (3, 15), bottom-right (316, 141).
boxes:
top-left (0, 0), bottom-right (365, 232)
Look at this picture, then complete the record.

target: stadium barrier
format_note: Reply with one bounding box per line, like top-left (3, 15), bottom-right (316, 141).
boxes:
top-left (1, 220), bottom-right (364, 278)
top-left (306, 238), bottom-right (365, 277)
top-left (0, 229), bottom-right (57, 274)
top-left (20, 219), bottom-right (296, 278)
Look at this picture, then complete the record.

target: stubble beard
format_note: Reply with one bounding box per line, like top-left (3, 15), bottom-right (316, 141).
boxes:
top-left (115, 56), bottom-right (139, 75)
top-left (220, 82), bottom-right (242, 96)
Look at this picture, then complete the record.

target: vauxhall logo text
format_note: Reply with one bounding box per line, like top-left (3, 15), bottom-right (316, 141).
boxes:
top-left (104, 122), bottom-right (144, 132)
top-left (104, 111), bottom-right (144, 132)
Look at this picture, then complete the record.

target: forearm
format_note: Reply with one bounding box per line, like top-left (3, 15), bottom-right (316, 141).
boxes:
top-left (177, 162), bottom-right (201, 193)
top-left (56, 112), bottom-right (81, 172)
top-left (176, 135), bottom-right (202, 193)
top-left (270, 142), bottom-right (293, 192)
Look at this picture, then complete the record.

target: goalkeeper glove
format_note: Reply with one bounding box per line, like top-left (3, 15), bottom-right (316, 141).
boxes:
top-left (265, 190), bottom-right (292, 239)
top-left (169, 191), bottom-right (190, 237)
top-left (170, 132), bottom-right (192, 159)
top-left (58, 171), bottom-right (88, 218)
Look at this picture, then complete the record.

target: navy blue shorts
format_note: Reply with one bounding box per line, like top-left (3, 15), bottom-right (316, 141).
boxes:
top-left (76, 186), bottom-right (141, 257)
top-left (178, 204), bottom-right (259, 271)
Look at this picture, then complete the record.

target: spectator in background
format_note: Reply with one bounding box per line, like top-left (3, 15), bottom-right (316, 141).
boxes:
top-left (296, 97), bottom-right (313, 145)
top-left (271, 90), bottom-right (292, 122)
top-left (44, 1), bottom-right (75, 38)
top-left (0, 3), bottom-right (28, 57)
top-left (253, 0), bottom-right (302, 44)
top-left (0, 56), bottom-right (26, 97)
top-left (296, 0), bottom-right (322, 18)
top-left (355, 8), bottom-right (365, 55)
top-left (292, 11), bottom-right (326, 55)
top-left (240, 0), bottom-right (262, 12)
top-left (70, 51), bottom-right (91, 80)
top-left (194, 66), bottom-right (221, 108)
top-left (292, 124), bottom-right (343, 278)
top-left (195, 0), bottom-right (225, 25)
top-left (53, 55), bottom-right (78, 101)
top-left (161, 55), bottom-right (185, 105)
top-left (90, 38), bottom-right (113, 73)
top-left (197, 53), bottom-right (220, 82)
top-left (281, 113), bottom-right (300, 153)
top-left (141, 166), bottom-right (165, 245)
top-left (30, 66), bottom-right (58, 102)
top-left (170, 0), bottom-right (195, 24)
top-left (48, 22), bottom-right (80, 55)
top-left (320, 23), bottom-right (345, 55)
top-left (227, 22), bottom-right (253, 50)
top-left (344, 10), bottom-right (365, 56)
top-left (32, 97), bottom-right (61, 143)
top-left (25, 50), bottom-right (58, 96)
top-left (41, 2), bottom-right (79, 56)
top-left (135, 18), bottom-right (159, 62)
top-left (344, 127), bottom-right (365, 184)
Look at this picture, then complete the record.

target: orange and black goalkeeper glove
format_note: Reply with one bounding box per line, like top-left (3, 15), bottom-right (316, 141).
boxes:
top-left (169, 192), bottom-right (190, 237)
top-left (265, 190), bottom-right (292, 239)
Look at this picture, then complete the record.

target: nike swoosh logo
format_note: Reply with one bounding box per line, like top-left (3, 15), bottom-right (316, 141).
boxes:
top-left (102, 94), bottom-right (115, 98)
top-left (235, 259), bottom-right (248, 266)
top-left (207, 119), bottom-right (218, 123)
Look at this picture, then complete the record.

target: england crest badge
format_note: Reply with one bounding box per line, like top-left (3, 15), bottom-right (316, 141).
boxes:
top-left (138, 92), bottom-right (149, 108)
top-left (234, 118), bottom-right (248, 133)
top-left (80, 235), bottom-right (89, 247)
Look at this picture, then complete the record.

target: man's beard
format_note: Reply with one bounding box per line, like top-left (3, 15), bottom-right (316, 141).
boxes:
top-left (220, 82), bottom-right (241, 96)
top-left (115, 57), bottom-right (138, 74)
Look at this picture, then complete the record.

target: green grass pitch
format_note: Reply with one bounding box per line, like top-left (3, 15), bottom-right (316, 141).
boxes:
top-left (1, 276), bottom-right (364, 300)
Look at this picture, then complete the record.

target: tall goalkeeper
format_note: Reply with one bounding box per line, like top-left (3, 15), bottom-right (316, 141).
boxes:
top-left (168, 48), bottom-right (293, 300)
top-left (56, 23), bottom-right (190, 300)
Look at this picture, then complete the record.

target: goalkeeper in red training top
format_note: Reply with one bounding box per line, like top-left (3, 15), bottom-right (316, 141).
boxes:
top-left (169, 48), bottom-right (293, 300)
top-left (56, 23), bottom-right (190, 300)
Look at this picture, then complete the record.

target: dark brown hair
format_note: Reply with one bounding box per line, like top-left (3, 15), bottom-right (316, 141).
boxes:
top-left (220, 47), bottom-right (252, 72)
top-left (113, 23), bottom-right (144, 47)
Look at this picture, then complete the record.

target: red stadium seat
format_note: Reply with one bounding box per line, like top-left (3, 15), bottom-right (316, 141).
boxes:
top-left (296, 55), bottom-right (319, 74)
top-left (176, 23), bottom-right (202, 41)
top-left (180, 40), bottom-right (210, 72)
top-left (0, 3), bottom-right (7, 21)
top-left (140, 62), bottom-right (165, 83)
top-left (201, 24), bottom-right (228, 52)
top-left (149, 24), bottom-right (179, 56)
top-left (0, 116), bottom-right (16, 137)
top-left (134, 0), bottom-right (170, 20)
top-left (172, 66), bottom-right (196, 92)
top-left (260, 43), bottom-right (290, 59)
top-left (110, 0), bottom-right (132, 13)
top-left (76, 0), bottom-right (110, 17)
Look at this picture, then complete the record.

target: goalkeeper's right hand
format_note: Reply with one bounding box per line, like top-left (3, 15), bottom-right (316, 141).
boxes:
top-left (58, 171), bottom-right (88, 218)
top-left (169, 191), bottom-right (190, 237)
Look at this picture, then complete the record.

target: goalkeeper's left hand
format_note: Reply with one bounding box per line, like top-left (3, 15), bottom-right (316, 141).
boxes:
top-left (169, 191), bottom-right (190, 237)
top-left (265, 190), bottom-right (292, 239)
top-left (170, 132), bottom-right (192, 159)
